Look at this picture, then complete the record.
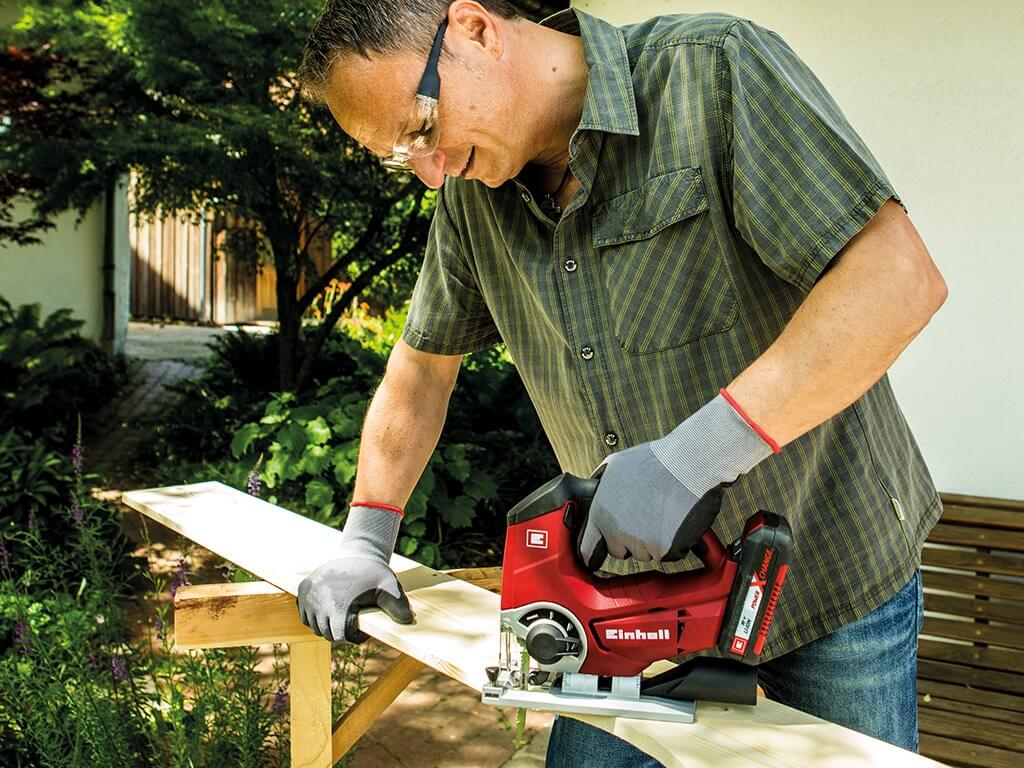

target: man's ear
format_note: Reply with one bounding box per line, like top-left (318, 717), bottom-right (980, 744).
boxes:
top-left (448, 0), bottom-right (504, 59)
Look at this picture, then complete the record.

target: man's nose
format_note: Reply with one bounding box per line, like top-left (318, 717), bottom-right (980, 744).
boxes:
top-left (409, 150), bottom-right (447, 189)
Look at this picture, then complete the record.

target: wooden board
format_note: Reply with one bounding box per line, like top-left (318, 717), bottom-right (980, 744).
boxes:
top-left (123, 482), bottom-right (947, 768)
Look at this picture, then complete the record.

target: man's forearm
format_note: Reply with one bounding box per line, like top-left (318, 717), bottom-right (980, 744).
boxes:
top-left (352, 339), bottom-right (462, 508)
top-left (728, 200), bottom-right (947, 446)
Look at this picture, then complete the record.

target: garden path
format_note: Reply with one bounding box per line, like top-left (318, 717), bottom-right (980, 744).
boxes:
top-left (89, 319), bottom-right (554, 767)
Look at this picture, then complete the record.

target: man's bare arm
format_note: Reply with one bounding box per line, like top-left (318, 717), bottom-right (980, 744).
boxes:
top-left (353, 338), bottom-right (463, 507)
top-left (728, 199), bottom-right (948, 446)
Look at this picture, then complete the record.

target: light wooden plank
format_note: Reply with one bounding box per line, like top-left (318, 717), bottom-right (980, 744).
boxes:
top-left (331, 654), bottom-right (425, 761)
top-left (174, 582), bottom-right (315, 648)
top-left (124, 482), bottom-right (946, 768)
top-left (290, 639), bottom-right (332, 768)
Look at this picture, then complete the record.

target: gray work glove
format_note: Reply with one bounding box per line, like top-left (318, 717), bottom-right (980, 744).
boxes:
top-left (580, 393), bottom-right (775, 564)
top-left (297, 504), bottom-right (414, 643)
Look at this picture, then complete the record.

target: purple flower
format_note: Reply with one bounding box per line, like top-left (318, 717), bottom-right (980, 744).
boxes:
top-left (71, 500), bottom-right (84, 526)
top-left (13, 619), bottom-right (29, 652)
top-left (71, 441), bottom-right (85, 476)
top-left (87, 654), bottom-right (99, 670)
top-left (271, 685), bottom-right (288, 714)
top-left (246, 470), bottom-right (261, 498)
top-left (111, 655), bottom-right (127, 682)
top-left (0, 539), bottom-right (8, 568)
top-left (154, 618), bottom-right (164, 641)
top-left (169, 556), bottom-right (191, 598)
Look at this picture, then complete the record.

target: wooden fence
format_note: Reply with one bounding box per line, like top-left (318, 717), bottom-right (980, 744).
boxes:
top-left (129, 209), bottom-right (332, 325)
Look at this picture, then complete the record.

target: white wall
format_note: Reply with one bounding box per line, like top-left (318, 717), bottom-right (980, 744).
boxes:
top-left (0, 202), bottom-right (106, 340)
top-left (574, 0), bottom-right (1024, 499)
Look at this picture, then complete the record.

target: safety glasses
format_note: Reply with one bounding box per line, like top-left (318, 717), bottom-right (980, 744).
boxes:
top-left (381, 18), bottom-right (448, 171)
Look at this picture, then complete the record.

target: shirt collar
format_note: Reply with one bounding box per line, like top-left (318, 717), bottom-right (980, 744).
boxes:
top-left (541, 8), bottom-right (640, 137)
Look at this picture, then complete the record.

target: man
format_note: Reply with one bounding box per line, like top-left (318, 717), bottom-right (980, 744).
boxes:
top-left (295, 1), bottom-right (948, 763)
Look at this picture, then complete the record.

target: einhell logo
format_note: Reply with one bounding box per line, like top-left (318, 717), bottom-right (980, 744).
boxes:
top-left (526, 529), bottom-right (548, 549)
top-left (605, 628), bottom-right (671, 641)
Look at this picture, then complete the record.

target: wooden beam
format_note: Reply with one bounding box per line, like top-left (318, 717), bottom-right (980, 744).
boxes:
top-left (124, 482), bottom-right (947, 768)
top-left (174, 581), bottom-right (314, 649)
top-left (290, 639), bottom-right (333, 768)
top-left (331, 653), bottom-right (426, 761)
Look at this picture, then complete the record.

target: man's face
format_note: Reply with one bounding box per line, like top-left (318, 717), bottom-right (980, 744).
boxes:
top-left (324, 6), bottom-right (522, 190)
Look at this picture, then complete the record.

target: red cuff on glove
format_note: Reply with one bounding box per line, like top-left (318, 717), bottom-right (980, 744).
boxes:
top-left (352, 501), bottom-right (404, 518)
top-left (719, 387), bottom-right (781, 454)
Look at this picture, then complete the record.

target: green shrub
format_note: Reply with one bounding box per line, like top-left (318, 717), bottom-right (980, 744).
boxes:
top-left (0, 298), bottom-right (127, 446)
top-left (0, 448), bottom-right (370, 767)
top-left (142, 327), bottom-right (383, 466)
top-left (0, 430), bottom-right (68, 535)
top-left (147, 313), bottom-right (560, 569)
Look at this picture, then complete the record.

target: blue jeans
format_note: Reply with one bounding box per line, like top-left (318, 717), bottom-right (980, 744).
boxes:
top-left (545, 570), bottom-right (924, 767)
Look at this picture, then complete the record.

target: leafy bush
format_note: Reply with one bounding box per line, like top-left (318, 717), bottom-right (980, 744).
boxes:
top-left (0, 430), bottom-right (69, 534)
top-left (0, 447), bottom-right (370, 768)
top-left (229, 378), bottom-right (505, 567)
top-left (143, 327), bottom-right (383, 465)
top-left (0, 298), bottom-right (126, 446)
top-left (146, 309), bottom-right (560, 569)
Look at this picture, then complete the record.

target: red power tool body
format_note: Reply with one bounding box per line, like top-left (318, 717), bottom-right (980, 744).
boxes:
top-left (482, 473), bottom-right (794, 722)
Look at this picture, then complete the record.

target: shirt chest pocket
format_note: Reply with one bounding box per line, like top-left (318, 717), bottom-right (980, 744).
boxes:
top-left (592, 166), bottom-right (736, 355)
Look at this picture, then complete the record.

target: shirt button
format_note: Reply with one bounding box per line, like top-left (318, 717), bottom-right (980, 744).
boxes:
top-left (580, 345), bottom-right (594, 361)
top-left (521, 191), bottom-right (532, 203)
top-left (564, 259), bottom-right (578, 273)
top-left (604, 432), bottom-right (619, 447)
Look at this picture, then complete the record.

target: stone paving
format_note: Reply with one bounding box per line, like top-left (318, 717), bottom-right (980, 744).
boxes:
top-left (86, 358), bottom-right (202, 482)
top-left (93, 319), bottom-right (556, 767)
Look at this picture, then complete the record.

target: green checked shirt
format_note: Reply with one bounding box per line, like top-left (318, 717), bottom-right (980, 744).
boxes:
top-left (402, 8), bottom-right (941, 659)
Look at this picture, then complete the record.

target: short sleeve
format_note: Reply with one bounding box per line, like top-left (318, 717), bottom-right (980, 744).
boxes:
top-left (722, 20), bottom-right (902, 292)
top-left (401, 186), bottom-right (502, 355)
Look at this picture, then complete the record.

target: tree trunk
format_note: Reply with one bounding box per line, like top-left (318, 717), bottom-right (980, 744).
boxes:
top-left (273, 248), bottom-right (301, 392)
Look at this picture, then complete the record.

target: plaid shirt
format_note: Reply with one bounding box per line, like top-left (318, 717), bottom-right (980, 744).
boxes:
top-left (402, 8), bottom-right (940, 658)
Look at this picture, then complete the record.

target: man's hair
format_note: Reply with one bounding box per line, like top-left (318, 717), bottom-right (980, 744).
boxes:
top-left (299, 1), bottom-right (520, 103)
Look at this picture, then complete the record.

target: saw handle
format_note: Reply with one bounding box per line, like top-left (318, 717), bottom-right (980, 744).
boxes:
top-left (575, 482), bottom-right (727, 573)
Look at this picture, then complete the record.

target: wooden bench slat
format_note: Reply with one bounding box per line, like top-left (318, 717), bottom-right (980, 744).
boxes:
top-left (928, 523), bottom-right (1024, 553)
top-left (924, 593), bottom-right (1024, 625)
top-left (919, 732), bottom-right (1023, 768)
top-left (922, 570), bottom-right (1024, 601)
top-left (919, 694), bottom-right (1024, 726)
top-left (919, 638), bottom-right (1024, 676)
top-left (922, 617), bottom-right (1024, 653)
top-left (918, 709), bottom-right (1024, 753)
top-left (939, 503), bottom-right (1024, 531)
top-left (917, 656), bottom-right (1024, 694)
top-left (917, 679), bottom-right (1024, 714)
top-left (921, 546), bottom-right (1024, 578)
top-left (940, 493), bottom-right (1024, 514)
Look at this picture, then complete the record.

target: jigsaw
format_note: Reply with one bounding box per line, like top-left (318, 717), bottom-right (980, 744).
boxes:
top-left (482, 473), bottom-right (793, 723)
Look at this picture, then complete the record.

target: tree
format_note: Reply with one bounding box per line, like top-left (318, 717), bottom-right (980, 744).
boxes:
top-left (1, 0), bottom-right (431, 391)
